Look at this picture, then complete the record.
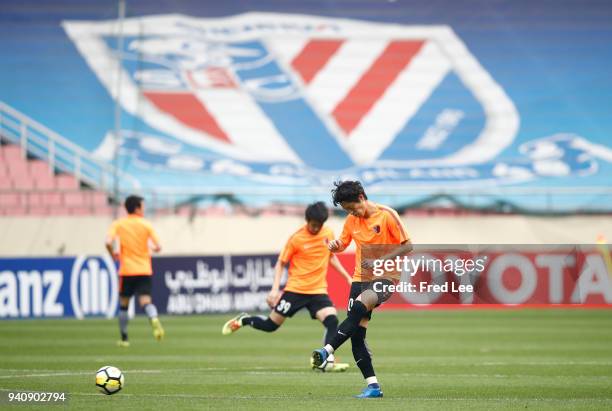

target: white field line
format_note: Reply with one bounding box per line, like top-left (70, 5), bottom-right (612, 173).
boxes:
top-left (0, 370), bottom-right (161, 379)
top-left (2, 361), bottom-right (612, 380)
top-left (480, 361), bottom-right (612, 366)
top-left (1, 388), bottom-right (611, 402)
top-left (393, 372), bottom-right (612, 380)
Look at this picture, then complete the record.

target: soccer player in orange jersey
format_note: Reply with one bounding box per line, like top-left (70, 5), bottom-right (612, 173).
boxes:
top-left (222, 202), bottom-right (353, 371)
top-left (311, 181), bottom-right (413, 398)
top-left (105, 195), bottom-right (164, 347)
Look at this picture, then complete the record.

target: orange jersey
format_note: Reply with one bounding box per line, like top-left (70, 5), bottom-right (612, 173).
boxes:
top-left (107, 215), bottom-right (160, 276)
top-left (339, 203), bottom-right (410, 282)
top-left (279, 225), bottom-right (334, 294)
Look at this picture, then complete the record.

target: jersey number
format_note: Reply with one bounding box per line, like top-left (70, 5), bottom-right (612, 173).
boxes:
top-left (348, 298), bottom-right (354, 311)
top-left (277, 299), bottom-right (291, 314)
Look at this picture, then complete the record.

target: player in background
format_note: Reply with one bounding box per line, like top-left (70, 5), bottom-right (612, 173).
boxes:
top-left (105, 195), bottom-right (164, 347)
top-left (311, 181), bottom-right (413, 398)
top-left (222, 202), bottom-right (353, 371)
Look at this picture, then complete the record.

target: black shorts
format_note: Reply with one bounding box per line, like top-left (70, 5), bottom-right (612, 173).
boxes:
top-left (119, 275), bottom-right (152, 298)
top-left (274, 291), bottom-right (334, 319)
top-left (348, 279), bottom-right (395, 320)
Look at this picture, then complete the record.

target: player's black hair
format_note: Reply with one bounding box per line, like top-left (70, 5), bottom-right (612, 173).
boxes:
top-left (331, 180), bottom-right (367, 206)
top-left (305, 201), bottom-right (329, 224)
top-left (124, 195), bottom-right (144, 214)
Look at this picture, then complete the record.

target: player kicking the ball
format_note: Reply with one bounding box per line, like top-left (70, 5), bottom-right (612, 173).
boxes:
top-left (222, 202), bottom-right (352, 372)
top-left (311, 181), bottom-right (412, 398)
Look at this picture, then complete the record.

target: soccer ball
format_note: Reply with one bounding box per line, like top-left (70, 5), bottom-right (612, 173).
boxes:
top-left (95, 366), bottom-right (124, 395)
top-left (310, 354), bottom-right (335, 372)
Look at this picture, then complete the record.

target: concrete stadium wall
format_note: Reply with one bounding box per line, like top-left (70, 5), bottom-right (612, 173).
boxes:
top-left (0, 215), bottom-right (610, 257)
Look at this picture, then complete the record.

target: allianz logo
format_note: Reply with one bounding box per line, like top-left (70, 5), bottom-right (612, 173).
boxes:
top-left (70, 256), bottom-right (118, 319)
top-left (0, 256), bottom-right (117, 319)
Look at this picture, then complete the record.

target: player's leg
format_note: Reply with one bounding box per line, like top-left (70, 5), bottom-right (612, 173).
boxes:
top-left (136, 276), bottom-right (164, 341)
top-left (352, 280), bottom-right (394, 398)
top-left (312, 283), bottom-right (377, 366)
top-left (313, 305), bottom-right (349, 372)
top-left (314, 306), bottom-right (338, 347)
top-left (118, 296), bottom-right (131, 346)
top-left (351, 322), bottom-right (382, 398)
top-left (241, 310), bottom-right (285, 332)
top-left (138, 294), bottom-right (155, 316)
top-left (117, 277), bottom-right (133, 347)
top-left (222, 291), bottom-right (302, 335)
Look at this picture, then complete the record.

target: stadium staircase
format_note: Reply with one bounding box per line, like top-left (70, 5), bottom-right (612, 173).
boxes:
top-left (0, 101), bottom-right (139, 216)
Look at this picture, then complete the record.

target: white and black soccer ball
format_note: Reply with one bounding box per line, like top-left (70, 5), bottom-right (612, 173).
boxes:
top-left (95, 366), bottom-right (124, 395)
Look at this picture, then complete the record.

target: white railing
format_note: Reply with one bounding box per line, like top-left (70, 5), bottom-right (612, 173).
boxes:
top-left (1, 101), bottom-right (610, 215)
top-left (0, 101), bottom-right (140, 194)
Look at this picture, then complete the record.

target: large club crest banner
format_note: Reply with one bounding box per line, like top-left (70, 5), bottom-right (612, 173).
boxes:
top-left (58, 13), bottom-right (611, 196)
top-left (1, 3), bottom-right (611, 206)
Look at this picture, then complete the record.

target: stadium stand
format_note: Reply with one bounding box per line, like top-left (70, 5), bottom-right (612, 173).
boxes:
top-left (0, 142), bottom-right (112, 216)
top-left (0, 0), bottom-right (610, 254)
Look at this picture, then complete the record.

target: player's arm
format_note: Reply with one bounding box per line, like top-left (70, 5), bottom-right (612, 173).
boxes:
top-left (105, 238), bottom-right (118, 261)
top-left (383, 208), bottom-right (412, 259)
top-left (105, 223), bottom-right (119, 261)
top-left (330, 254), bottom-right (352, 285)
top-left (267, 259), bottom-right (286, 308)
top-left (329, 220), bottom-right (352, 253)
top-left (328, 239), bottom-right (346, 253)
top-left (380, 240), bottom-right (413, 261)
top-left (148, 224), bottom-right (162, 253)
top-left (362, 210), bottom-right (413, 268)
top-left (360, 239), bottom-right (413, 270)
top-left (268, 237), bottom-right (294, 307)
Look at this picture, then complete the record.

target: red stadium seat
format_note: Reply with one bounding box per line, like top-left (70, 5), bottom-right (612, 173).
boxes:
top-left (0, 163), bottom-right (8, 178)
top-left (90, 191), bottom-right (109, 207)
top-left (0, 177), bottom-right (12, 189)
top-left (29, 160), bottom-right (55, 189)
top-left (28, 160), bottom-right (51, 176)
top-left (55, 174), bottom-right (79, 189)
top-left (1, 145), bottom-right (24, 161)
top-left (26, 204), bottom-right (51, 215)
top-left (0, 192), bottom-right (22, 207)
top-left (6, 155), bottom-right (30, 178)
top-left (25, 192), bottom-right (44, 206)
top-left (35, 175), bottom-right (56, 189)
top-left (0, 206), bottom-right (27, 216)
top-left (0, 143), bottom-right (115, 216)
top-left (41, 192), bottom-right (63, 206)
top-left (11, 175), bottom-right (36, 190)
top-left (63, 191), bottom-right (87, 207)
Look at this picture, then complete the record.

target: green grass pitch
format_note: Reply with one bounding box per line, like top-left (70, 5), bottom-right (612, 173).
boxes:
top-left (1, 310), bottom-right (612, 410)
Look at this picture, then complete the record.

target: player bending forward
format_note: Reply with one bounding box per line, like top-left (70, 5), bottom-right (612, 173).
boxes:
top-left (222, 202), bottom-right (353, 372)
top-left (311, 181), bottom-right (413, 398)
top-left (105, 195), bottom-right (165, 347)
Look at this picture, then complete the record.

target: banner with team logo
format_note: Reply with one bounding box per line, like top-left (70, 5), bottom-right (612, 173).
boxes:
top-left (0, 256), bottom-right (118, 319)
top-left (327, 245), bottom-right (612, 308)
top-left (0, 254), bottom-right (277, 319)
top-left (1, 246), bottom-right (610, 319)
top-left (3, 6), bottom-right (610, 209)
top-left (58, 12), bottom-right (611, 202)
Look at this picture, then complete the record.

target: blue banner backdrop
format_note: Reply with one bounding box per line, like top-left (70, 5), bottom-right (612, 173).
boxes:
top-left (1, 1), bottom-right (611, 210)
top-left (0, 254), bottom-right (277, 319)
